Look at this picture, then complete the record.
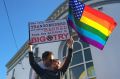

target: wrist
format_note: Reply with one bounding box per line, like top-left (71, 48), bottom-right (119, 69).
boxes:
top-left (68, 45), bottom-right (73, 49)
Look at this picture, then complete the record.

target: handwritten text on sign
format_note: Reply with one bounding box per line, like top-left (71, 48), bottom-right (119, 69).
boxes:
top-left (29, 19), bottom-right (70, 44)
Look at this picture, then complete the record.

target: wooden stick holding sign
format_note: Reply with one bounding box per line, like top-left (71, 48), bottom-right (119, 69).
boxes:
top-left (29, 19), bottom-right (70, 44)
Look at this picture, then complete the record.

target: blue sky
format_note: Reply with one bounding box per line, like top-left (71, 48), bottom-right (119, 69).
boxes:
top-left (0, 0), bottom-right (64, 79)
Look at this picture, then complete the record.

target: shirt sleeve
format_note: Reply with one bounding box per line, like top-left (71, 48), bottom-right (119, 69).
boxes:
top-left (29, 51), bottom-right (44, 76)
top-left (60, 48), bottom-right (73, 73)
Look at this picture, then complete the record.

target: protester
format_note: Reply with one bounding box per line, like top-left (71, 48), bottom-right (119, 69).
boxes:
top-left (29, 44), bottom-right (55, 79)
top-left (51, 59), bottom-right (62, 70)
top-left (29, 37), bottom-right (73, 79)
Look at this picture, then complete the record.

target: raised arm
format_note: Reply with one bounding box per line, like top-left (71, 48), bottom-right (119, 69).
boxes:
top-left (28, 44), bottom-right (44, 76)
top-left (60, 37), bottom-right (73, 73)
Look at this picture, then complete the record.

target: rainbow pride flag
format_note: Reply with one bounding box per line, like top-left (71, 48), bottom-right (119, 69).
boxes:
top-left (68, 0), bottom-right (117, 50)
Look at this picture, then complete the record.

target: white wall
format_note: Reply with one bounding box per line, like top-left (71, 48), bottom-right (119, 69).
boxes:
top-left (91, 3), bottom-right (120, 79)
top-left (7, 69), bottom-right (13, 79)
top-left (15, 57), bottom-right (30, 79)
top-left (7, 50), bottom-right (31, 79)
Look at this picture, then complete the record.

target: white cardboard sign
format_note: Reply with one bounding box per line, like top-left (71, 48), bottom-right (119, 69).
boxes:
top-left (29, 19), bottom-right (70, 44)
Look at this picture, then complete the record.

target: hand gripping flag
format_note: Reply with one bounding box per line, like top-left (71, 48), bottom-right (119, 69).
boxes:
top-left (68, 0), bottom-right (117, 50)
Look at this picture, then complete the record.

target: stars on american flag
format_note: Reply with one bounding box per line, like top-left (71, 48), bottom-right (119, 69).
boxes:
top-left (69, 0), bottom-right (85, 19)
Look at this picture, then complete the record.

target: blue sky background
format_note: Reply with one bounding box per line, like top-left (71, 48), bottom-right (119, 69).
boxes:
top-left (0, 0), bottom-right (64, 79)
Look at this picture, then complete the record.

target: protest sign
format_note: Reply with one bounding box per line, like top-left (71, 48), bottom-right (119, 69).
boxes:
top-left (29, 19), bottom-right (70, 44)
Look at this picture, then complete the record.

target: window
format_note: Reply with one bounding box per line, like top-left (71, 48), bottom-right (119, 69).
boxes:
top-left (60, 36), bottom-right (96, 79)
top-left (69, 64), bottom-right (86, 79)
top-left (86, 62), bottom-right (96, 77)
top-left (84, 48), bottom-right (92, 61)
top-left (11, 69), bottom-right (15, 79)
top-left (63, 43), bottom-right (67, 57)
top-left (73, 42), bottom-right (82, 52)
top-left (70, 51), bottom-right (83, 66)
top-left (34, 47), bottom-right (39, 57)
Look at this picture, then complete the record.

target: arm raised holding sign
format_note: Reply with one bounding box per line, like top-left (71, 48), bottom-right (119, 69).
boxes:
top-left (58, 37), bottom-right (73, 74)
top-left (28, 37), bottom-right (74, 79)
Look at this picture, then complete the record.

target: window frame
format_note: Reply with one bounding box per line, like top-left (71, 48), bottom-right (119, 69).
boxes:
top-left (58, 35), bottom-right (96, 79)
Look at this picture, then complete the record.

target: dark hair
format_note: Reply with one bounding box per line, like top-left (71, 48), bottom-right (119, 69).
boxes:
top-left (42, 51), bottom-right (53, 61)
top-left (52, 59), bottom-right (59, 63)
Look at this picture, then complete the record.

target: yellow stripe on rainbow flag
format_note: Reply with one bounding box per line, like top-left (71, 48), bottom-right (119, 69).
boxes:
top-left (80, 16), bottom-right (111, 36)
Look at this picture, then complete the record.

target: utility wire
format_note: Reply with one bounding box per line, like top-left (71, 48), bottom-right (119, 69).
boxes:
top-left (2, 0), bottom-right (18, 50)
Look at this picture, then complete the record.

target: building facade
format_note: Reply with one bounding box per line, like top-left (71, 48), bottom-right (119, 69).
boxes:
top-left (6, 0), bottom-right (120, 79)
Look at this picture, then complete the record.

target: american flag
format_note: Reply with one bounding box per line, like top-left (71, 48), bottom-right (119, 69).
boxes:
top-left (69, 0), bottom-right (85, 19)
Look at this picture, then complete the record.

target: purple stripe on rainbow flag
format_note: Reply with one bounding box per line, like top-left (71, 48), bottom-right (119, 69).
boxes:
top-left (79, 34), bottom-right (104, 50)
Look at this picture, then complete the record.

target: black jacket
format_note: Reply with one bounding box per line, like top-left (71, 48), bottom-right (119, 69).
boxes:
top-left (29, 48), bottom-right (72, 79)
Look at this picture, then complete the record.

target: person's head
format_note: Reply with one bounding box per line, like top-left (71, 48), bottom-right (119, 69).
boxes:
top-left (42, 51), bottom-right (54, 67)
top-left (51, 59), bottom-right (61, 70)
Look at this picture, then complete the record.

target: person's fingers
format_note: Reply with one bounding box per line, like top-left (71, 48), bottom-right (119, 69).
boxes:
top-left (70, 37), bottom-right (73, 42)
top-left (66, 37), bottom-right (74, 48)
top-left (27, 42), bottom-right (33, 52)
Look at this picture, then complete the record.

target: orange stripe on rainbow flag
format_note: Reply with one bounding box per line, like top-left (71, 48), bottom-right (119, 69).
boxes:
top-left (82, 11), bottom-right (112, 32)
